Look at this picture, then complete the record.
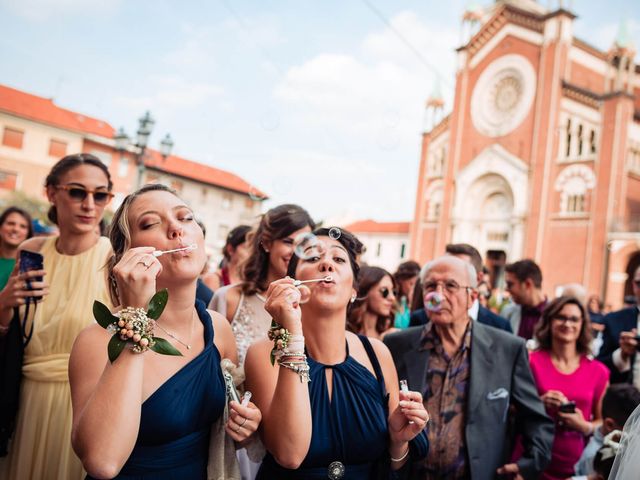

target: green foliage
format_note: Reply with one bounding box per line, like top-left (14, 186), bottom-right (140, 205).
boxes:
top-left (0, 191), bottom-right (52, 224)
top-left (150, 337), bottom-right (182, 356)
top-left (147, 289), bottom-right (168, 319)
top-left (108, 335), bottom-right (127, 363)
top-left (93, 300), bottom-right (117, 329)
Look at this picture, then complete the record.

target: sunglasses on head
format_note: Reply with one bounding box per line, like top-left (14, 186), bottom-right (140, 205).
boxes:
top-left (56, 185), bottom-right (114, 205)
top-left (379, 287), bottom-right (396, 299)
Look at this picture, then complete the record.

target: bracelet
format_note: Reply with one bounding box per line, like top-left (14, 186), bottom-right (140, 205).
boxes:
top-left (92, 289), bottom-right (182, 362)
top-left (268, 321), bottom-right (305, 365)
top-left (390, 446), bottom-right (410, 463)
top-left (277, 358), bottom-right (311, 383)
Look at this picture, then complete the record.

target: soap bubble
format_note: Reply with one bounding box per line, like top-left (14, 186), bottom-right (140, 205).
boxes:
top-left (424, 291), bottom-right (444, 312)
top-left (293, 232), bottom-right (325, 260)
top-left (328, 227), bottom-right (341, 240)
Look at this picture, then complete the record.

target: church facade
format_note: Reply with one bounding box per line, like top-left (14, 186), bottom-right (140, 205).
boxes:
top-left (409, 0), bottom-right (640, 307)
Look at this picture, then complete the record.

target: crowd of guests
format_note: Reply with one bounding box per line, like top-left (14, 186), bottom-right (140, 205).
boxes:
top-left (0, 152), bottom-right (639, 479)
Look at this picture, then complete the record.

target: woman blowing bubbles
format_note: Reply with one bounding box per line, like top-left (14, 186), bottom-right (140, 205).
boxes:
top-left (69, 184), bottom-right (261, 479)
top-left (245, 228), bottom-right (429, 479)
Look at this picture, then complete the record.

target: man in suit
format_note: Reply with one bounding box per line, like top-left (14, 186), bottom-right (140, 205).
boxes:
top-left (385, 256), bottom-right (553, 479)
top-left (501, 259), bottom-right (547, 339)
top-left (598, 265), bottom-right (640, 386)
top-left (409, 243), bottom-right (512, 333)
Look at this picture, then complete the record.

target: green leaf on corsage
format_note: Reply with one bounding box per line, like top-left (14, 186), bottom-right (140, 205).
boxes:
top-left (93, 300), bottom-right (118, 329)
top-left (150, 337), bottom-right (183, 356)
top-left (108, 334), bottom-right (127, 363)
top-left (147, 289), bottom-right (169, 320)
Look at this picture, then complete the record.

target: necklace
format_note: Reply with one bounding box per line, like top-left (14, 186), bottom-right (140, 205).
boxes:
top-left (155, 311), bottom-right (196, 350)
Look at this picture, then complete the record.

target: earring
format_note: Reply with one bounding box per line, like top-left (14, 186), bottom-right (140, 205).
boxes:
top-left (350, 295), bottom-right (356, 304)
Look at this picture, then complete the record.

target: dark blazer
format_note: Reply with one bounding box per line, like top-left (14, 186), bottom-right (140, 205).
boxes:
top-left (597, 307), bottom-right (638, 384)
top-left (384, 323), bottom-right (553, 480)
top-left (410, 305), bottom-right (512, 333)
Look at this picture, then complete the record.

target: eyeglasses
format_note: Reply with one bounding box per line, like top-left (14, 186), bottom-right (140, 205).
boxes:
top-left (379, 287), bottom-right (397, 299)
top-left (56, 185), bottom-right (114, 205)
top-left (553, 314), bottom-right (582, 324)
top-left (423, 280), bottom-right (471, 295)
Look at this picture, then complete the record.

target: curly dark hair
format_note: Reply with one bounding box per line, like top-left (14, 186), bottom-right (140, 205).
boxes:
top-left (241, 204), bottom-right (315, 295)
top-left (346, 266), bottom-right (395, 335)
top-left (534, 296), bottom-right (592, 355)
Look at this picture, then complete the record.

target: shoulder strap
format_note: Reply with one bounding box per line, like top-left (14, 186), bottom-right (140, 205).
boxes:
top-left (358, 335), bottom-right (385, 388)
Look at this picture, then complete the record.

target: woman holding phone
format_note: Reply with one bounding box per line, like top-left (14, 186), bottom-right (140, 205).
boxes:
top-left (0, 154), bottom-right (114, 480)
top-left (245, 228), bottom-right (429, 479)
top-left (527, 296), bottom-right (609, 480)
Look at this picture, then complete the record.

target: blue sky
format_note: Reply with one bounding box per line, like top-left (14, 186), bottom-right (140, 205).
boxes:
top-left (1, 0), bottom-right (638, 224)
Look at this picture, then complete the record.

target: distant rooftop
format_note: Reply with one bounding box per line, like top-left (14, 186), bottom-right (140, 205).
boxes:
top-left (344, 219), bottom-right (410, 234)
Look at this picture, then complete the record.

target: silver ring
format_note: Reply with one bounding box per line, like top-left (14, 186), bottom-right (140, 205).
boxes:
top-left (239, 417), bottom-right (248, 428)
top-left (138, 260), bottom-right (151, 268)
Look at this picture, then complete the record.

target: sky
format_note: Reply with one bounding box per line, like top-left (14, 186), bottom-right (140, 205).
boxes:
top-left (1, 0), bottom-right (639, 224)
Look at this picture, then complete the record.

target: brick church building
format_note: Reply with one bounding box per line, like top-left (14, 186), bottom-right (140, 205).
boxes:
top-left (409, 0), bottom-right (640, 307)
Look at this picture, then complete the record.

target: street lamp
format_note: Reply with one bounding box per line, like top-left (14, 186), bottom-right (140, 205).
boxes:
top-left (115, 111), bottom-right (174, 189)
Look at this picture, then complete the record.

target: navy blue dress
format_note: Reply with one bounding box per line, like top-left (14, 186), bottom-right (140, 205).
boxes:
top-left (257, 335), bottom-right (406, 479)
top-left (87, 300), bottom-right (226, 479)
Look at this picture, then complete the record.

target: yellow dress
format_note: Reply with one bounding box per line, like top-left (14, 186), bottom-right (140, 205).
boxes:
top-left (1, 236), bottom-right (112, 480)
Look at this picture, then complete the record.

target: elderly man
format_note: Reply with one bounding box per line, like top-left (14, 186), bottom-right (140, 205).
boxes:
top-left (598, 265), bottom-right (640, 386)
top-left (384, 256), bottom-right (553, 479)
top-left (409, 244), bottom-right (512, 332)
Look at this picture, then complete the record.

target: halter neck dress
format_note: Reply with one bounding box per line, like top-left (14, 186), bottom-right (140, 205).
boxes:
top-left (257, 335), bottom-right (392, 479)
top-left (87, 300), bottom-right (226, 479)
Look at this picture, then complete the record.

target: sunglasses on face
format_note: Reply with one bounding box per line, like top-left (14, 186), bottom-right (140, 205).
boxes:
top-left (553, 314), bottom-right (582, 324)
top-left (379, 287), bottom-right (396, 299)
top-left (56, 185), bottom-right (114, 205)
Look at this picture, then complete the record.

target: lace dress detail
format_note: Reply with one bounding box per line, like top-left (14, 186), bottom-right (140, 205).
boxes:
top-left (230, 293), bottom-right (272, 367)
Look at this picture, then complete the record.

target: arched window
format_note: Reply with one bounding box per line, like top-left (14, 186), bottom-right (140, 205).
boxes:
top-left (565, 118), bottom-right (572, 158)
top-left (554, 165), bottom-right (596, 215)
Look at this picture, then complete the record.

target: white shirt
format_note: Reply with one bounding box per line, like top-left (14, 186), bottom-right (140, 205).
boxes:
top-left (468, 299), bottom-right (479, 321)
top-left (612, 306), bottom-right (640, 390)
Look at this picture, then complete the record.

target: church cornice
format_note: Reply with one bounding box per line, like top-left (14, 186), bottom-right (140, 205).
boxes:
top-left (561, 81), bottom-right (601, 109)
top-left (425, 114), bottom-right (451, 140)
top-left (458, 4), bottom-right (545, 57)
top-left (572, 38), bottom-right (608, 61)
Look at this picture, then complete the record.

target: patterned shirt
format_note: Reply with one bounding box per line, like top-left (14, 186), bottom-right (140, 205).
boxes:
top-left (419, 320), bottom-right (472, 479)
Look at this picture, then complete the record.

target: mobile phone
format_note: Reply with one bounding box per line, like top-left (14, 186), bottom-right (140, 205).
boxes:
top-left (559, 401), bottom-right (576, 414)
top-left (19, 250), bottom-right (44, 301)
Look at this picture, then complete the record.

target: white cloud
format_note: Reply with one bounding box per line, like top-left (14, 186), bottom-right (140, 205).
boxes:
top-left (113, 75), bottom-right (223, 114)
top-left (0, 0), bottom-right (121, 21)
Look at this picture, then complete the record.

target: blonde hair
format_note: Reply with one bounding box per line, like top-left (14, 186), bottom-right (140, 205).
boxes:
top-left (106, 184), bottom-right (178, 305)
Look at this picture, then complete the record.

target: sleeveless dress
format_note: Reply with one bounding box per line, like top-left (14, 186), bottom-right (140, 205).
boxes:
top-left (86, 300), bottom-right (226, 479)
top-left (1, 236), bottom-right (112, 480)
top-left (257, 336), bottom-right (392, 480)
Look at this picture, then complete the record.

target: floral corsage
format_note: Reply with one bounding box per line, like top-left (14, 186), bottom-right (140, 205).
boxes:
top-left (93, 289), bottom-right (182, 362)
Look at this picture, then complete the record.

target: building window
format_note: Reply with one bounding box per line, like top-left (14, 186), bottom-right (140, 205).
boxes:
top-left (2, 127), bottom-right (24, 149)
top-left (118, 157), bottom-right (129, 177)
top-left (590, 130), bottom-right (597, 154)
top-left (48, 139), bottom-right (67, 158)
top-left (554, 164), bottom-right (596, 215)
top-left (400, 243), bottom-right (406, 259)
top-left (566, 194), bottom-right (585, 213)
top-left (90, 149), bottom-right (112, 167)
top-left (577, 124), bottom-right (583, 157)
top-left (171, 180), bottom-right (183, 193)
top-left (565, 119), bottom-right (571, 158)
top-left (0, 169), bottom-right (18, 191)
top-left (376, 243), bottom-right (382, 257)
top-left (222, 193), bottom-right (232, 210)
